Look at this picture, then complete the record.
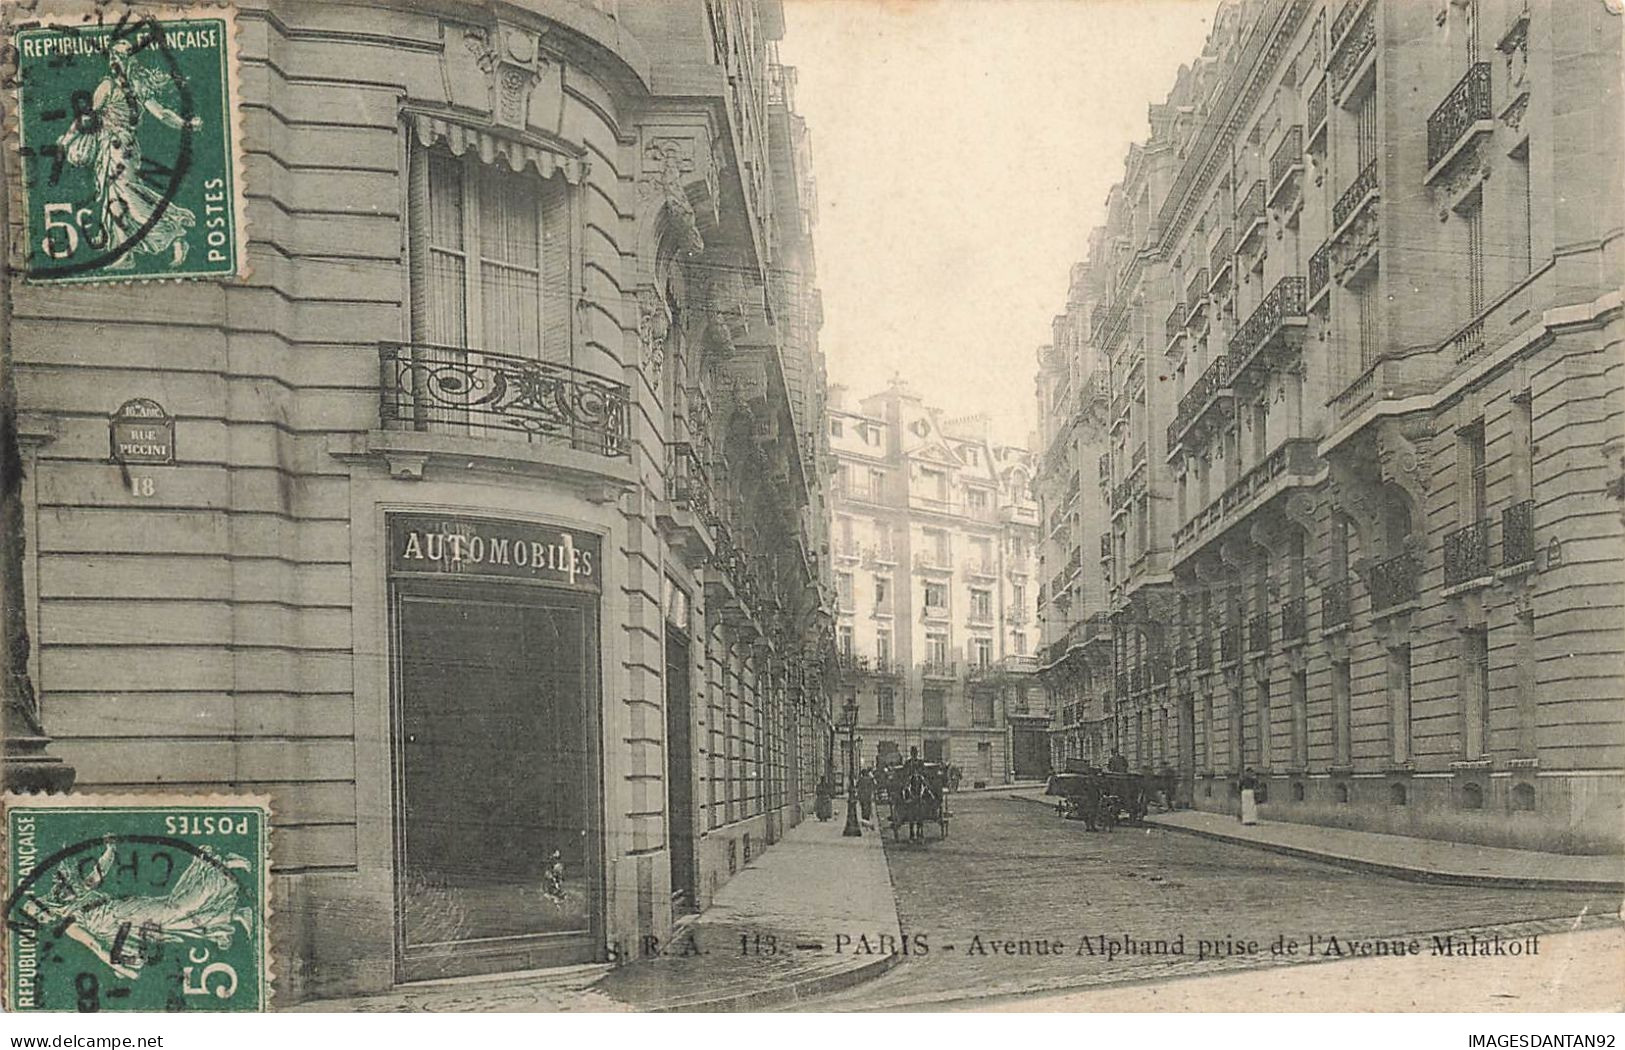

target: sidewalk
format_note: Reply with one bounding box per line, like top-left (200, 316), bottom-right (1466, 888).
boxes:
top-left (300, 810), bottom-right (902, 1013)
top-left (1007, 788), bottom-right (1624, 892)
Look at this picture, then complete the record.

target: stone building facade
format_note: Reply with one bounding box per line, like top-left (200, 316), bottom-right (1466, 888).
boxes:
top-left (826, 381), bottom-right (1044, 785)
top-left (2, 0), bottom-right (837, 1002)
top-left (1033, 0), bottom-right (1623, 852)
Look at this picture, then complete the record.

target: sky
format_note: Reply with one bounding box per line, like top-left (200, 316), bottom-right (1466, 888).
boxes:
top-left (778, 0), bottom-right (1224, 449)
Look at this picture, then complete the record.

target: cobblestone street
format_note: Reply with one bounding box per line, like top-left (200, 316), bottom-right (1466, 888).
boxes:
top-left (802, 796), bottom-right (1616, 1010)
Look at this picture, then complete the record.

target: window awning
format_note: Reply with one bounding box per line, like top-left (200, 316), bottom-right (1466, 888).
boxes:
top-left (411, 112), bottom-right (588, 184)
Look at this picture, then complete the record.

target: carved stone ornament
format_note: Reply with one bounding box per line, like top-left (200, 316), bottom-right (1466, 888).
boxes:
top-left (1502, 91), bottom-right (1531, 134)
top-left (1377, 416), bottom-right (1433, 523)
top-left (640, 136), bottom-right (711, 256)
top-left (636, 286), bottom-right (670, 374)
top-left (1333, 203), bottom-right (1380, 280)
top-left (461, 23), bottom-right (549, 130)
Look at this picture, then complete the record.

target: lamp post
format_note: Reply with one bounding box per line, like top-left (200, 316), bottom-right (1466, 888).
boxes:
top-left (841, 697), bottom-right (861, 837)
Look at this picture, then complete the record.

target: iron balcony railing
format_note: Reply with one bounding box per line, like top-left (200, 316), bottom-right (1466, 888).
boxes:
top-left (1503, 499), bottom-right (1536, 567)
top-left (1247, 612), bottom-right (1270, 653)
top-left (1220, 624), bottom-right (1240, 664)
top-left (666, 442), bottom-right (717, 527)
top-left (1333, 159), bottom-right (1379, 231)
top-left (1170, 352), bottom-right (1234, 445)
top-left (1330, 2), bottom-right (1376, 98)
top-left (1229, 277), bottom-right (1306, 375)
top-left (1209, 230), bottom-right (1233, 285)
top-left (1444, 517), bottom-right (1491, 586)
top-left (1197, 635), bottom-right (1214, 669)
top-left (1166, 302), bottom-right (1187, 346)
top-left (1237, 180), bottom-right (1267, 243)
top-left (1269, 126), bottom-right (1303, 193)
top-left (921, 660), bottom-right (958, 679)
top-left (379, 342), bottom-right (630, 457)
top-left (1186, 268), bottom-right (1210, 314)
top-left (1428, 63), bottom-right (1492, 171)
top-left (1370, 551), bottom-right (1421, 611)
top-left (1330, 0), bottom-right (1366, 50)
top-left (1324, 578), bottom-right (1351, 628)
top-left (1307, 77), bottom-right (1328, 140)
top-left (1282, 596), bottom-right (1308, 641)
top-left (1309, 241), bottom-right (1331, 302)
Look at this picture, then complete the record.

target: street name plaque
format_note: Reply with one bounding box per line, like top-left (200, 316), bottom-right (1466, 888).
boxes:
top-left (108, 398), bottom-right (176, 465)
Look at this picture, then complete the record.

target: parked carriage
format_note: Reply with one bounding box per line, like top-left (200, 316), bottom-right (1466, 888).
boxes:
top-left (1045, 769), bottom-right (1151, 830)
top-left (885, 762), bottom-right (950, 842)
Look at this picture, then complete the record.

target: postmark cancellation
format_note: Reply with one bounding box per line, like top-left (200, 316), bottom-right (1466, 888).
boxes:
top-left (2, 794), bottom-right (272, 1012)
top-left (5, 2), bottom-right (247, 284)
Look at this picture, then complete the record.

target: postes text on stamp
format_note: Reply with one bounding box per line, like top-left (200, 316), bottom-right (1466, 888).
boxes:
top-left (4, 795), bottom-right (270, 1012)
top-left (11, 6), bottom-right (245, 283)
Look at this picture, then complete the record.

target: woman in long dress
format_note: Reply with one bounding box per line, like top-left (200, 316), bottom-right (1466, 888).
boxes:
top-left (55, 38), bottom-right (201, 269)
top-left (17, 837), bottom-right (253, 980)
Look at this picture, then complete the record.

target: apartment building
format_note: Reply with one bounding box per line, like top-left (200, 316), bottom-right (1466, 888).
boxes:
top-left (1033, 0), bottom-right (1623, 852)
top-left (1, 0), bottom-right (838, 1001)
top-left (827, 381), bottom-right (1045, 785)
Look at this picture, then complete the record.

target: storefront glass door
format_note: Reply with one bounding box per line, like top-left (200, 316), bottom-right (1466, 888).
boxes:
top-left (394, 586), bottom-right (598, 978)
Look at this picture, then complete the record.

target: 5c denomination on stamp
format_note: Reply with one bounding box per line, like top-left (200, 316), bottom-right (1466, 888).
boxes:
top-left (3, 795), bottom-right (270, 1012)
top-left (9, 4), bottom-right (246, 283)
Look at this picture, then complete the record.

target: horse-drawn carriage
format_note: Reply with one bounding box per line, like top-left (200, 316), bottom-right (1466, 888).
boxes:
top-left (1045, 768), bottom-right (1151, 830)
top-left (885, 762), bottom-right (950, 842)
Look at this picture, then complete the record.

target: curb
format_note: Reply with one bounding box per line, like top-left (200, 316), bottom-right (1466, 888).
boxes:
top-left (1006, 792), bottom-right (1622, 893)
top-left (650, 950), bottom-right (903, 1013)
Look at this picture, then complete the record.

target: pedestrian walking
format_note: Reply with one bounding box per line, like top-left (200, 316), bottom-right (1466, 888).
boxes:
top-left (815, 775), bottom-right (833, 821)
top-left (856, 767), bottom-right (875, 822)
top-left (1239, 768), bottom-right (1259, 826)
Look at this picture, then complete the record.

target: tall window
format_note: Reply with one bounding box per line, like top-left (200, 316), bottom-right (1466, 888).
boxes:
top-left (1462, 421), bottom-right (1488, 522)
top-left (1012, 581), bottom-right (1026, 612)
top-left (1464, 627), bottom-right (1491, 758)
top-left (874, 576), bottom-right (891, 611)
top-left (875, 628), bottom-right (892, 668)
top-left (876, 685), bottom-right (896, 725)
top-left (1255, 677), bottom-right (1271, 770)
top-left (923, 689), bottom-right (948, 727)
top-left (971, 636), bottom-right (992, 668)
top-left (972, 690), bottom-right (995, 726)
top-left (836, 572), bottom-right (854, 609)
top-left (837, 625), bottom-right (853, 658)
top-left (1510, 141), bottom-right (1533, 280)
top-left (414, 148), bottom-right (571, 362)
top-left (970, 589), bottom-right (993, 622)
top-left (925, 632), bottom-right (949, 665)
top-left (924, 582), bottom-right (948, 613)
top-left (1388, 645), bottom-right (1413, 764)
top-left (1332, 660), bottom-right (1352, 767)
top-left (1464, 190), bottom-right (1486, 320)
top-left (1291, 670), bottom-right (1309, 768)
top-left (1354, 88), bottom-right (1377, 169)
top-left (971, 537), bottom-right (993, 572)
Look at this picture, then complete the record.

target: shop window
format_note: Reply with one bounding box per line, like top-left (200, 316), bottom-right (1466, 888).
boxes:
top-left (923, 689), bottom-right (948, 727)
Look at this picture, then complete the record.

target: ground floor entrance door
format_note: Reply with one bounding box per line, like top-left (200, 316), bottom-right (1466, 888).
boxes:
top-left (664, 629), bottom-right (696, 914)
top-left (394, 583), bottom-right (599, 980)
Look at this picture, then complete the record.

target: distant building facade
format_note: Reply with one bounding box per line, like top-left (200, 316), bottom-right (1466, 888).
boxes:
top-left (826, 381), bottom-right (1044, 785)
top-left (4, 0), bottom-right (838, 1002)
top-left (1034, 0), bottom-right (1623, 852)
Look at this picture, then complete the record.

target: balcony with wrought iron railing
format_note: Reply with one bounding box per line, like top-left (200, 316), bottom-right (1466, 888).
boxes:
top-left (1307, 76), bottom-right (1329, 147)
top-left (1236, 180), bottom-right (1267, 251)
top-left (665, 441), bottom-right (717, 528)
top-left (1209, 232), bottom-right (1233, 293)
top-left (1281, 596), bottom-right (1308, 641)
top-left (1330, 0), bottom-right (1376, 102)
top-left (1427, 63), bottom-right (1492, 176)
top-left (863, 543), bottom-right (898, 566)
top-left (921, 659), bottom-right (958, 680)
top-left (1309, 241), bottom-right (1332, 307)
top-left (1168, 352), bottom-right (1234, 450)
top-left (1220, 624), bottom-right (1240, 664)
top-left (1502, 499), bottom-right (1535, 568)
top-left (379, 342), bottom-right (631, 458)
top-left (1247, 612), bottom-right (1271, 654)
top-left (1268, 126), bottom-right (1304, 209)
top-left (913, 551), bottom-right (953, 574)
top-left (1228, 276), bottom-right (1308, 382)
top-left (1370, 550), bottom-right (1421, 612)
top-left (1185, 268), bottom-right (1211, 330)
top-left (1165, 302), bottom-right (1187, 354)
top-left (1324, 577), bottom-right (1350, 629)
top-left (1333, 158), bottom-right (1379, 234)
top-left (1443, 518), bottom-right (1491, 588)
top-left (963, 558), bottom-right (998, 580)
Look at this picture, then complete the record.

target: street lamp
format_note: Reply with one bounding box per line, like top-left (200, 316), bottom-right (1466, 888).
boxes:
top-left (841, 697), bottom-right (861, 837)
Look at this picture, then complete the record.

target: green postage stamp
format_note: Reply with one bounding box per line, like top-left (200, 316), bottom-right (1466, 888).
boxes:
top-left (3, 796), bottom-right (270, 1012)
top-left (10, 5), bottom-right (246, 283)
